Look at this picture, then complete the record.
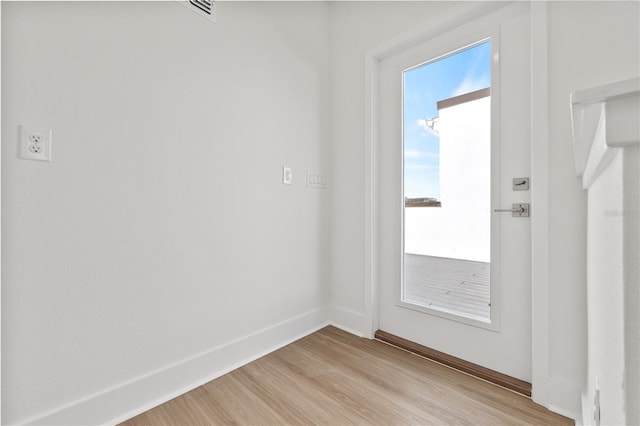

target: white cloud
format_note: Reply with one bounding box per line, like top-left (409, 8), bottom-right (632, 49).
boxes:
top-left (405, 164), bottom-right (435, 171)
top-left (404, 149), bottom-right (438, 159)
top-left (451, 74), bottom-right (490, 97)
top-left (451, 48), bottom-right (491, 97)
top-left (416, 119), bottom-right (439, 137)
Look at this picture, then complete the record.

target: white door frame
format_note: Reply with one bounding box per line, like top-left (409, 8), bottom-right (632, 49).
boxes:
top-left (363, 1), bottom-right (550, 409)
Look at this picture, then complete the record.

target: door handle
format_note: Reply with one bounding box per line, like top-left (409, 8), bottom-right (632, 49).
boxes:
top-left (494, 203), bottom-right (530, 217)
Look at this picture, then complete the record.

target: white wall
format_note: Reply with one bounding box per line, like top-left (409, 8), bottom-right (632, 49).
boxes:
top-left (573, 88), bottom-right (639, 426)
top-left (405, 96), bottom-right (491, 262)
top-left (623, 146), bottom-right (639, 426)
top-left (586, 150), bottom-right (625, 425)
top-left (547, 1), bottom-right (639, 418)
top-left (1, 2), bottom-right (331, 424)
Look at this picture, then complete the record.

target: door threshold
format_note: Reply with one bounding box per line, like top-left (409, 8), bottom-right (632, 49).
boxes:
top-left (374, 330), bottom-right (532, 397)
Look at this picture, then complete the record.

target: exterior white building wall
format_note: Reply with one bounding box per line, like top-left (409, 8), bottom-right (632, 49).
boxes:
top-left (405, 95), bottom-right (491, 262)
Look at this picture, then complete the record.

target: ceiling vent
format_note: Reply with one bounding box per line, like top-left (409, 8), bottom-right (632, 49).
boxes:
top-left (177, 0), bottom-right (216, 23)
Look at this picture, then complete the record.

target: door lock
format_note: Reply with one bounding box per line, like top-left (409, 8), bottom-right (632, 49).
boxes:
top-left (494, 203), bottom-right (530, 217)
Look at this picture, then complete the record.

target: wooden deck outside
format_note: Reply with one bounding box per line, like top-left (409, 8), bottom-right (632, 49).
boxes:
top-left (403, 253), bottom-right (490, 321)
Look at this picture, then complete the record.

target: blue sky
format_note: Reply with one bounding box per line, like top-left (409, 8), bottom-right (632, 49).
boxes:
top-left (403, 40), bottom-right (491, 199)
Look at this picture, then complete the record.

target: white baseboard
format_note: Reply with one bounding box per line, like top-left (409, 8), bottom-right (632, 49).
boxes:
top-left (329, 305), bottom-right (367, 337)
top-left (548, 376), bottom-right (582, 422)
top-left (24, 306), bottom-right (329, 426)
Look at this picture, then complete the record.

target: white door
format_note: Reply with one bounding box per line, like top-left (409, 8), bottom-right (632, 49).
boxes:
top-left (377, 3), bottom-right (532, 382)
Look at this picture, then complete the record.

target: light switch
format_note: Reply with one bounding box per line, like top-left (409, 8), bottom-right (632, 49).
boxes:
top-left (306, 171), bottom-right (326, 189)
top-left (282, 166), bottom-right (292, 185)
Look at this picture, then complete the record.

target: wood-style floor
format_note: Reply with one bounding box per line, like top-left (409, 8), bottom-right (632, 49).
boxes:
top-left (404, 254), bottom-right (491, 321)
top-left (122, 326), bottom-right (573, 426)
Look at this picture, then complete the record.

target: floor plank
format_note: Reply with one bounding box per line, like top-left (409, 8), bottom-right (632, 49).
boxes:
top-left (122, 326), bottom-right (573, 426)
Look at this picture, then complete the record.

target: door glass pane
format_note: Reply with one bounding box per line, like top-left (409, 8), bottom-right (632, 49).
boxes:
top-left (402, 39), bottom-right (492, 323)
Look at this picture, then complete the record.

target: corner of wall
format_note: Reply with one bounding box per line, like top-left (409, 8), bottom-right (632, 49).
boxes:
top-left (329, 305), bottom-right (366, 337)
top-left (548, 376), bottom-right (583, 422)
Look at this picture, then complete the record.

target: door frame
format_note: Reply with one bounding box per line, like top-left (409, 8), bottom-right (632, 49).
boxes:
top-left (363, 0), bottom-right (550, 409)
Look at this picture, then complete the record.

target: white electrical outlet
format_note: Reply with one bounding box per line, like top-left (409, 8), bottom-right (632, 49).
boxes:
top-left (28, 144), bottom-right (43, 154)
top-left (19, 125), bottom-right (52, 162)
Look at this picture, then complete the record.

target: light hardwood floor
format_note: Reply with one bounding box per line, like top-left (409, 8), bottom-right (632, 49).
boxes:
top-left (122, 326), bottom-right (573, 425)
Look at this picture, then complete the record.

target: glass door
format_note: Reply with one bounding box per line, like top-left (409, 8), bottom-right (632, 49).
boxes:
top-left (402, 40), bottom-right (492, 324)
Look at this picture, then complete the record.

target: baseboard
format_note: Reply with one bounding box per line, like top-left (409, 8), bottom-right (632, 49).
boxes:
top-left (328, 305), bottom-right (366, 337)
top-left (548, 376), bottom-right (582, 422)
top-left (24, 306), bottom-right (330, 426)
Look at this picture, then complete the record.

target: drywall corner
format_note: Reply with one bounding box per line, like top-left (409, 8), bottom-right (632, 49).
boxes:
top-left (329, 305), bottom-right (366, 337)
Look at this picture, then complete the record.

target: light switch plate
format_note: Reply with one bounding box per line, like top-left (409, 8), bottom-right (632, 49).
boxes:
top-left (282, 166), bottom-right (292, 185)
top-left (306, 171), bottom-right (326, 189)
